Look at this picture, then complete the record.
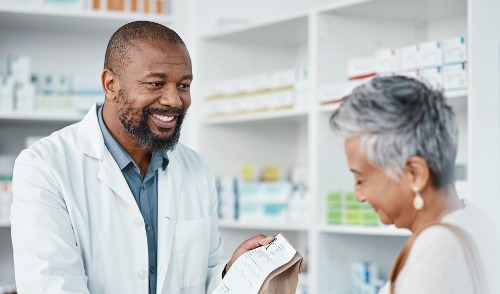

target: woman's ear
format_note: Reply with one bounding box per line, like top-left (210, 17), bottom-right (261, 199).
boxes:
top-left (405, 156), bottom-right (431, 191)
top-left (102, 69), bottom-right (119, 101)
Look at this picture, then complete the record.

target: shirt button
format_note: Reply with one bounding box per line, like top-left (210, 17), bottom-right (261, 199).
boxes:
top-left (134, 217), bottom-right (144, 228)
top-left (137, 269), bottom-right (148, 280)
top-left (141, 184), bottom-right (145, 190)
top-left (150, 266), bottom-right (156, 274)
top-left (145, 225), bottom-right (151, 231)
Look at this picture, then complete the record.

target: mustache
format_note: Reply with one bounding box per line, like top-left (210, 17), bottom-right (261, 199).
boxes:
top-left (144, 107), bottom-right (184, 116)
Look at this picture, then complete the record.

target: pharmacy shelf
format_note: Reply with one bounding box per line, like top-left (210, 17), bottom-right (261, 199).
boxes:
top-left (0, 112), bottom-right (83, 122)
top-left (318, 224), bottom-right (411, 236)
top-left (202, 108), bottom-right (308, 125)
top-left (0, 220), bottom-right (10, 228)
top-left (318, 102), bottom-right (341, 114)
top-left (321, 0), bottom-right (466, 20)
top-left (0, 5), bottom-right (175, 34)
top-left (201, 13), bottom-right (308, 46)
top-left (218, 220), bottom-right (309, 231)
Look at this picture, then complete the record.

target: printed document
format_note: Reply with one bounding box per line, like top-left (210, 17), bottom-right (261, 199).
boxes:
top-left (212, 233), bottom-right (297, 294)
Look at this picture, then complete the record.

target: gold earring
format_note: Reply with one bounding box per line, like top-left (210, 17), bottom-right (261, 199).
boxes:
top-left (413, 186), bottom-right (424, 210)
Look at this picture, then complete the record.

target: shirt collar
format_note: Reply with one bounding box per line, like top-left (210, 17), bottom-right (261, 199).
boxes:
top-left (97, 104), bottom-right (169, 171)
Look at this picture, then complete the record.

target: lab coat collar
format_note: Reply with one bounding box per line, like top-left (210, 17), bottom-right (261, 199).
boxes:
top-left (77, 102), bottom-right (106, 161)
top-left (77, 103), bottom-right (138, 208)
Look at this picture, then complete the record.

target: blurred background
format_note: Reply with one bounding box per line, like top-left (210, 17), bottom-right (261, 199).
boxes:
top-left (0, 0), bottom-right (499, 293)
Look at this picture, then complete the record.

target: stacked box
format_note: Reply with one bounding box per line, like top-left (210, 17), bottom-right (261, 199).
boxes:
top-left (326, 191), bottom-right (343, 224)
top-left (326, 191), bottom-right (379, 226)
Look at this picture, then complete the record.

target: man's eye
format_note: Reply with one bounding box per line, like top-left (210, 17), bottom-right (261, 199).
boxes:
top-left (149, 82), bottom-right (163, 87)
top-left (179, 83), bottom-right (191, 89)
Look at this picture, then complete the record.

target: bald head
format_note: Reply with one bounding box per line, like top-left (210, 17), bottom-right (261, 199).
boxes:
top-left (104, 21), bottom-right (186, 77)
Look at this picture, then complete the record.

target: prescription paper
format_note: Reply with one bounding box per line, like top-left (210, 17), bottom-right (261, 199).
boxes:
top-left (212, 233), bottom-right (297, 294)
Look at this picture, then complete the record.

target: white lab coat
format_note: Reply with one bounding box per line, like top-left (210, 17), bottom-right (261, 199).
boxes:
top-left (10, 104), bottom-right (227, 294)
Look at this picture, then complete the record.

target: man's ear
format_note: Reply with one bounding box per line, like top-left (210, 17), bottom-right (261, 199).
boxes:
top-left (405, 156), bottom-right (431, 191)
top-left (102, 69), bottom-right (119, 101)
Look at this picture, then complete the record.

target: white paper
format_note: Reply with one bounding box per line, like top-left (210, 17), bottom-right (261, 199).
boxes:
top-left (212, 233), bottom-right (297, 294)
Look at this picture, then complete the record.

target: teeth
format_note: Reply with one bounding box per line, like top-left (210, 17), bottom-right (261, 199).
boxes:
top-left (152, 114), bottom-right (174, 122)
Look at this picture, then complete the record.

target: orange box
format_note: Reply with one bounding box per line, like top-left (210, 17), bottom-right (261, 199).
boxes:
top-left (156, 0), bottom-right (163, 14)
top-left (108, 0), bottom-right (124, 11)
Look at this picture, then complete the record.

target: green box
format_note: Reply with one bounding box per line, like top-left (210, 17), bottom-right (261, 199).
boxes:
top-left (327, 191), bottom-right (343, 208)
top-left (345, 191), bottom-right (360, 209)
top-left (327, 209), bottom-right (343, 224)
top-left (362, 210), bottom-right (380, 226)
top-left (345, 209), bottom-right (362, 225)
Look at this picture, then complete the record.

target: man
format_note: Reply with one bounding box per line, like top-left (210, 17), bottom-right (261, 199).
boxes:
top-left (10, 21), bottom-right (273, 294)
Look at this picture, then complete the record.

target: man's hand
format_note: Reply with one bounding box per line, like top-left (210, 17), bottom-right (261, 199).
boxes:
top-left (224, 234), bottom-right (275, 275)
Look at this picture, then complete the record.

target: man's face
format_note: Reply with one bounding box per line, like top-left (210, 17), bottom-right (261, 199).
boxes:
top-left (114, 40), bottom-right (192, 152)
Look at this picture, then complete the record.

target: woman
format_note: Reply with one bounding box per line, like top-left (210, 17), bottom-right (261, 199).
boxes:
top-left (330, 76), bottom-right (499, 293)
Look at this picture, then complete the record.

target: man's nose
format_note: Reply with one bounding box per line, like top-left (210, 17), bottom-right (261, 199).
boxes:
top-left (158, 85), bottom-right (182, 108)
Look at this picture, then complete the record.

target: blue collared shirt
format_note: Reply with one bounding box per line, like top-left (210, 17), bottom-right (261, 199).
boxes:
top-left (97, 104), bottom-right (168, 294)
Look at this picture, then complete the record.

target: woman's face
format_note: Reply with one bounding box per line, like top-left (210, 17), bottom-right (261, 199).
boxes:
top-left (344, 137), bottom-right (416, 229)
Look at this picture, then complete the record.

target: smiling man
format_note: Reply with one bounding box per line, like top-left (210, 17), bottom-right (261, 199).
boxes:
top-left (10, 21), bottom-right (273, 294)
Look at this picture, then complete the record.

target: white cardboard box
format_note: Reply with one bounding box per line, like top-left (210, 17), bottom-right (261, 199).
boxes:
top-left (443, 63), bottom-right (467, 91)
top-left (419, 67), bottom-right (443, 89)
top-left (442, 36), bottom-right (467, 64)
top-left (346, 56), bottom-right (376, 80)
top-left (375, 48), bottom-right (400, 74)
top-left (418, 41), bottom-right (443, 69)
top-left (400, 45), bottom-right (419, 71)
top-left (270, 69), bottom-right (296, 89)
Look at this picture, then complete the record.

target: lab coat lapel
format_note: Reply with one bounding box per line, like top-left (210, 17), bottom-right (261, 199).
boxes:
top-left (78, 103), bottom-right (136, 208)
top-left (96, 151), bottom-right (137, 208)
top-left (156, 156), bottom-right (182, 294)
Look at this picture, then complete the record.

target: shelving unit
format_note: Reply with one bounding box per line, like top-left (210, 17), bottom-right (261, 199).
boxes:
top-left (317, 225), bottom-right (410, 237)
top-left (2, 0), bottom-right (500, 293)
top-left (0, 220), bottom-right (10, 228)
top-left (0, 113), bottom-right (83, 122)
top-left (193, 0), bottom-right (500, 293)
top-left (202, 108), bottom-right (308, 125)
top-left (218, 220), bottom-right (309, 232)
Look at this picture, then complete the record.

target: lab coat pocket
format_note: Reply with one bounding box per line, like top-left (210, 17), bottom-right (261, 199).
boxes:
top-left (175, 217), bottom-right (211, 288)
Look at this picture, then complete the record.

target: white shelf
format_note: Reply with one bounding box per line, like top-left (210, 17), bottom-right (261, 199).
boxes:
top-left (218, 220), bottom-right (309, 231)
top-left (202, 108), bottom-right (308, 125)
top-left (318, 224), bottom-right (411, 236)
top-left (445, 89), bottom-right (467, 99)
top-left (321, 0), bottom-right (466, 20)
top-left (201, 13), bottom-right (308, 46)
top-left (0, 5), bottom-right (175, 34)
top-left (0, 112), bottom-right (83, 122)
top-left (318, 103), bottom-right (341, 114)
top-left (0, 220), bottom-right (10, 228)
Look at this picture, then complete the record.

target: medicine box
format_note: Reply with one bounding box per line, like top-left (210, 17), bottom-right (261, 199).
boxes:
top-left (399, 45), bottom-right (419, 71)
top-left (443, 62), bottom-right (467, 91)
top-left (346, 56), bottom-right (376, 80)
top-left (419, 67), bottom-right (443, 89)
top-left (270, 69), bottom-right (296, 90)
top-left (375, 48), bottom-right (400, 74)
top-left (442, 36), bottom-right (467, 64)
top-left (418, 41), bottom-right (442, 69)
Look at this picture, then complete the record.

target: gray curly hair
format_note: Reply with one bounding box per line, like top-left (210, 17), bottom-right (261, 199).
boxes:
top-left (330, 75), bottom-right (458, 189)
